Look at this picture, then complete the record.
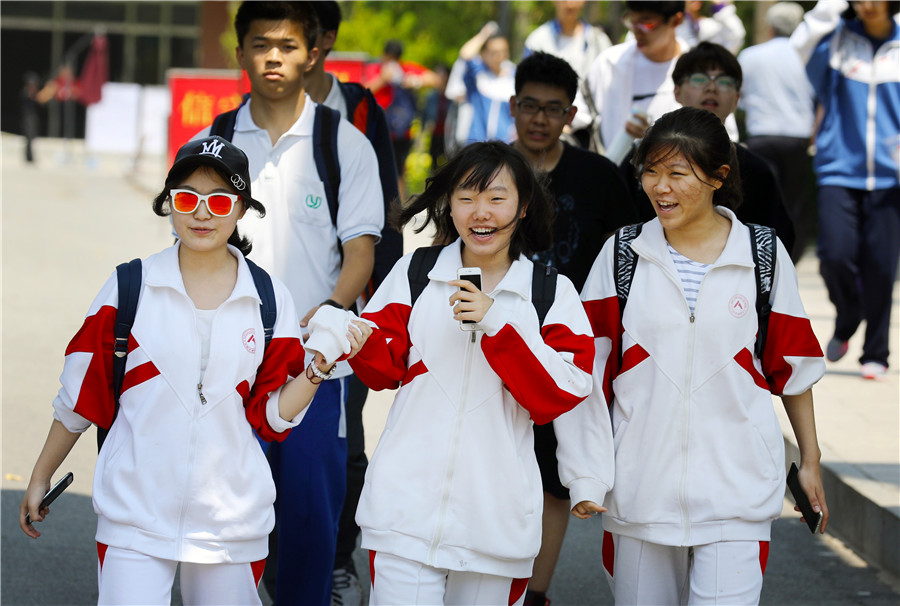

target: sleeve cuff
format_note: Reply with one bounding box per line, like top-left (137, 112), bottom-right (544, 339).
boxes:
top-left (265, 387), bottom-right (310, 433)
top-left (478, 300), bottom-right (511, 336)
top-left (52, 402), bottom-right (92, 434)
top-left (566, 478), bottom-right (611, 510)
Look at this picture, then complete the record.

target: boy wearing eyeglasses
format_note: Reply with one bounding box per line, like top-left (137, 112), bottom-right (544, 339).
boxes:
top-left (580, 1), bottom-right (687, 154)
top-left (623, 42), bottom-right (796, 254)
top-left (509, 51), bottom-right (636, 606)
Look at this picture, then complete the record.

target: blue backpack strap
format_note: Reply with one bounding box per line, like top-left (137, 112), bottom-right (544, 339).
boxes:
top-left (245, 258), bottom-right (277, 349)
top-left (98, 258), bottom-right (142, 452)
top-left (748, 223), bottom-right (776, 359)
top-left (531, 262), bottom-right (558, 327)
top-left (408, 245), bottom-right (445, 308)
top-left (313, 103), bottom-right (342, 229)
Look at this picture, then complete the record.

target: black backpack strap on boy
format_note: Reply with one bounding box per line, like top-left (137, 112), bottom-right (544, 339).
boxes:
top-left (209, 99), bottom-right (342, 231)
top-left (747, 223), bottom-right (776, 359)
top-left (407, 245), bottom-right (557, 326)
top-left (97, 258), bottom-right (277, 452)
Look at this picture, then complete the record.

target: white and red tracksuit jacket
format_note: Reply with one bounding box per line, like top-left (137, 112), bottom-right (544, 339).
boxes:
top-left (557, 209), bottom-right (825, 547)
top-left (51, 244), bottom-right (306, 564)
top-left (348, 240), bottom-right (594, 579)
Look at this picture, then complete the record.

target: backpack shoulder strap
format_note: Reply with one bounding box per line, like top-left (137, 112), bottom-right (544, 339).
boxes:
top-left (408, 245), bottom-right (445, 308)
top-left (245, 258), bottom-right (277, 349)
top-left (339, 81), bottom-right (379, 139)
top-left (614, 222), bottom-right (643, 319)
top-left (98, 258), bottom-right (142, 452)
top-left (748, 223), bottom-right (776, 359)
top-left (313, 103), bottom-right (342, 229)
top-left (531, 261), bottom-right (558, 327)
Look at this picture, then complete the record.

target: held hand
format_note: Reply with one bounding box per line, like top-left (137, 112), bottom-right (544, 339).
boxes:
top-left (572, 500), bottom-right (606, 520)
top-left (448, 280), bottom-right (493, 324)
top-left (346, 320), bottom-right (373, 359)
top-left (20, 480), bottom-right (50, 538)
top-left (797, 463), bottom-right (829, 533)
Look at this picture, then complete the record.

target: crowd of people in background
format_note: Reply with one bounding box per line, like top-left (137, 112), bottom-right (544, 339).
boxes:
top-left (19, 1), bottom-right (899, 606)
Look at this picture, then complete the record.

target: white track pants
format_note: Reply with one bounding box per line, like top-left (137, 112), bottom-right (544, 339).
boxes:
top-left (368, 550), bottom-right (528, 606)
top-left (97, 543), bottom-right (265, 605)
top-left (602, 532), bottom-right (769, 605)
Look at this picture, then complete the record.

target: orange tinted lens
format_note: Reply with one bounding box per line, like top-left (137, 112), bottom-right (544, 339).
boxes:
top-left (206, 194), bottom-right (235, 216)
top-left (172, 191), bottom-right (200, 213)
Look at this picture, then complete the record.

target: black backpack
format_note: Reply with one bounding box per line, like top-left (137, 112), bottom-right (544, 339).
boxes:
top-left (97, 257), bottom-right (276, 451)
top-left (406, 245), bottom-right (558, 326)
top-left (613, 222), bottom-right (776, 361)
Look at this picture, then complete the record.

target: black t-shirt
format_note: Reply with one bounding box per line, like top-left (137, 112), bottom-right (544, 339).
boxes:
top-left (621, 143), bottom-right (796, 253)
top-left (535, 143), bottom-right (638, 292)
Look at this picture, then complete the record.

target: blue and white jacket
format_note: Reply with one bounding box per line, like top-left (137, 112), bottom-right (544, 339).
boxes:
top-left (792, 0), bottom-right (900, 191)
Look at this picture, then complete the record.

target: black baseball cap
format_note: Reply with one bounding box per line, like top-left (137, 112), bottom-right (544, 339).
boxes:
top-left (166, 136), bottom-right (261, 208)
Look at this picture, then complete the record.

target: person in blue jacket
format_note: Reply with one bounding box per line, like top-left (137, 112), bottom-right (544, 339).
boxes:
top-left (792, 0), bottom-right (900, 380)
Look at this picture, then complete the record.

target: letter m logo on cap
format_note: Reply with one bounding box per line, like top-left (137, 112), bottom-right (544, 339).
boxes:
top-left (200, 139), bottom-right (225, 158)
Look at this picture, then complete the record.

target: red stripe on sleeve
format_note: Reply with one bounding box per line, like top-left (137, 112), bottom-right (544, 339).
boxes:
top-left (761, 311), bottom-right (823, 394)
top-left (583, 296), bottom-right (622, 409)
top-left (244, 336), bottom-right (306, 443)
top-left (542, 322), bottom-right (594, 374)
top-left (120, 358), bottom-right (161, 395)
top-left (349, 302), bottom-right (412, 391)
top-left (482, 323), bottom-right (593, 425)
top-left (734, 348), bottom-right (770, 392)
top-left (66, 305), bottom-right (117, 429)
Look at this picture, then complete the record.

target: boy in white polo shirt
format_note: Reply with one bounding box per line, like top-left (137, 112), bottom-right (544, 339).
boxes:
top-left (200, 2), bottom-right (383, 604)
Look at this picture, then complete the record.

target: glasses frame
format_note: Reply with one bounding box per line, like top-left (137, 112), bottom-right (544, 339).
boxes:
top-left (515, 97), bottom-right (573, 120)
top-left (169, 189), bottom-right (241, 217)
top-left (684, 72), bottom-right (739, 92)
top-left (622, 13), bottom-right (664, 34)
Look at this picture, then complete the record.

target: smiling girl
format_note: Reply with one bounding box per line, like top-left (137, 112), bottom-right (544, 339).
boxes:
top-left (562, 107), bottom-right (829, 605)
top-left (346, 142), bottom-right (597, 605)
top-left (19, 136), bottom-right (370, 604)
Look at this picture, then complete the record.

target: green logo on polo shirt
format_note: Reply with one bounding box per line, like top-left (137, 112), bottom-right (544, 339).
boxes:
top-left (306, 194), bottom-right (322, 209)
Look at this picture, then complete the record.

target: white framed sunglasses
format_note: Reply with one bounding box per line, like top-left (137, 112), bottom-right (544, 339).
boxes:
top-left (169, 189), bottom-right (241, 217)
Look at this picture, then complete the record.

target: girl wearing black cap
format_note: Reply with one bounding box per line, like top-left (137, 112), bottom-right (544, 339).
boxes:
top-left (19, 136), bottom-right (371, 604)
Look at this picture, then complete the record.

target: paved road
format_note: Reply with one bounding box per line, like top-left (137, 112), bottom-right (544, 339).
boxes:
top-left (2, 135), bottom-right (898, 604)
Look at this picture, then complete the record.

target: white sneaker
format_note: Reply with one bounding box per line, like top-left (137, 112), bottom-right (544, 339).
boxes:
top-left (861, 362), bottom-right (887, 380)
top-left (332, 562), bottom-right (363, 606)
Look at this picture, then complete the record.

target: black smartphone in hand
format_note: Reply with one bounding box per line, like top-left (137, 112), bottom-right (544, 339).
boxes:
top-left (25, 472), bottom-right (73, 525)
top-left (786, 463), bottom-right (822, 533)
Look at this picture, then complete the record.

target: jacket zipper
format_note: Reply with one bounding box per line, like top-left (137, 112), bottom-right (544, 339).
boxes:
top-left (680, 310), bottom-right (696, 546)
top-left (428, 331), bottom-right (477, 564)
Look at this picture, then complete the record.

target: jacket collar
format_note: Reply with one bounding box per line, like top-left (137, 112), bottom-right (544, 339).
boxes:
top-left (235, 93), bottom-right (315, 138)
top-left (430, 239), bottom-right (532, 301)
top-left (144, 243), bottom-right (263, 305)
top-left (632, 206), bottom-right (756, 270)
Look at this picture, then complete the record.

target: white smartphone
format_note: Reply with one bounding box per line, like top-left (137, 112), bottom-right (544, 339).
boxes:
top-left (457, 267), bottom-right (482, 331)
